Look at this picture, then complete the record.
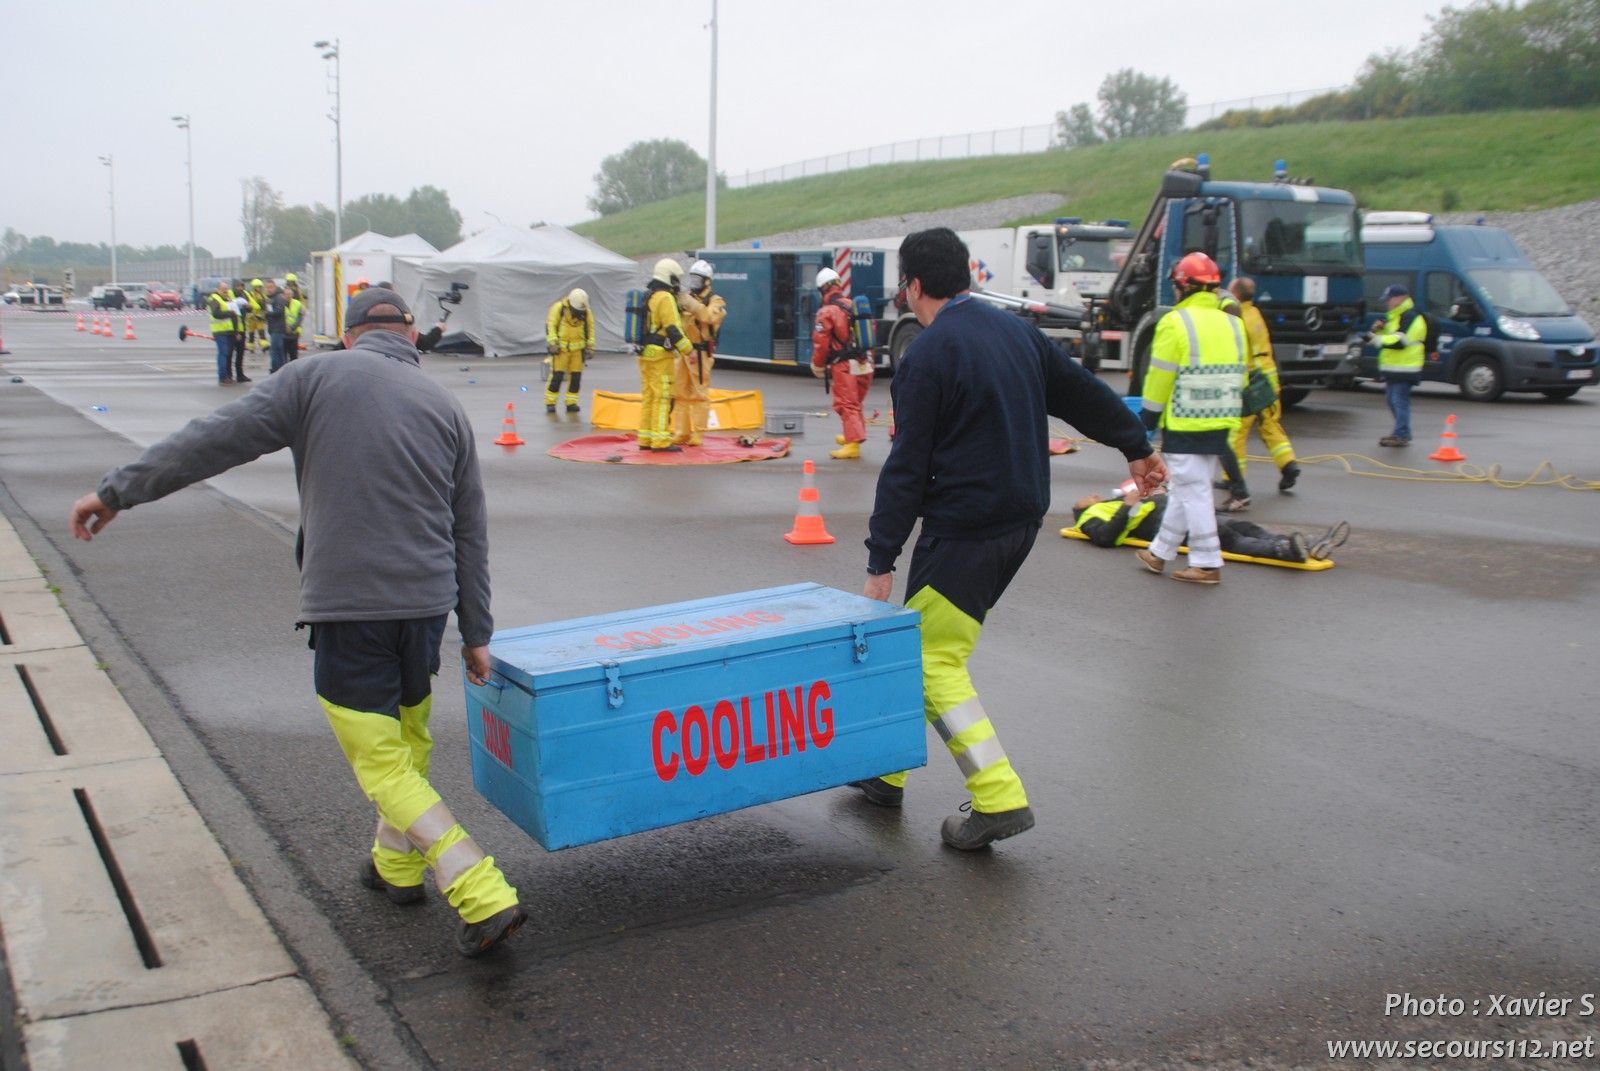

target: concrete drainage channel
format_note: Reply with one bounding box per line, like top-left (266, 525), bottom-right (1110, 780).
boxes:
top-left (0, 520), bottom-right (354, 1070)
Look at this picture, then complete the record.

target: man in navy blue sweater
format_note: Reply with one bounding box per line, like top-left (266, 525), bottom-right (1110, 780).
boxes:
top-left (853, 227), bottom-right (1166, 849)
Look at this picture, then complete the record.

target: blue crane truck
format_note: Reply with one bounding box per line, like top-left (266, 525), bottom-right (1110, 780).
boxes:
top-left (1084, 156), bottom-right (1368, 405)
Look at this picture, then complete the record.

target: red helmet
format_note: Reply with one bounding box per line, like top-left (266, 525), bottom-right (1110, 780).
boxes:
top-left (1171, 251), bottom-right (1221, 288)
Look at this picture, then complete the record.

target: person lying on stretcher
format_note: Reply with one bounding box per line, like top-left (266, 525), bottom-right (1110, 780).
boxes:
top-left (1071, 488), bottom-right (1349, 563)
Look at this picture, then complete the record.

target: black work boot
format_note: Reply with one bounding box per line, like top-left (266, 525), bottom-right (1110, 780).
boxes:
top-left (847, 777), bottom-right (904, 808)
top-left (359, 857), bottom-right (425, 906)
top-left (940, 804), bottom-right (1035, 850)
top-left (1278, 461), bottom-right (1302, 492)
top-left (457, 905), bottom-right (526, 958)
top-left (545, 403), bottom-right (557, 414)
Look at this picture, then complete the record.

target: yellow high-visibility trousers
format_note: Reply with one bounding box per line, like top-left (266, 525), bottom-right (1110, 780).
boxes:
top-left (637, 353), bottom-right (676, 449)
top-left (322, 698), bottom-right (518, 924)
top-left (1230, 402), bottom-right (1296, 475)
top-left (878, 586), bottom-right (1028, 814)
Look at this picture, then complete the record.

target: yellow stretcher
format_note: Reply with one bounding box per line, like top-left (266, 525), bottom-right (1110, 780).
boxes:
top-left (1060, 527), bottom-right (1336, 570)
top-left (589, 388), bottom-right (764, 431)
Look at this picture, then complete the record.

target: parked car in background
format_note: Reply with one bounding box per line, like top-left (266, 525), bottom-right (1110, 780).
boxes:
top-left (143, 285), bottom-right (183, 310)
top-left (89, 285), bottom-right (127, 310)
top-left (116, 282), bottom-right (150, 307)
top-left (1, 288), bottom-right (20, 304)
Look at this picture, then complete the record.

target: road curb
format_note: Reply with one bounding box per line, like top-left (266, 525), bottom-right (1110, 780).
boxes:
top-left (0, 516), bottom-right (360, 1069)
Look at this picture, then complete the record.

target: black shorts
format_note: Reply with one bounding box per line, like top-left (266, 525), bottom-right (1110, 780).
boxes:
top-left (309, 615), bottom-right (448, 716)
top-left (905, 523), bottom-right (1040, 625)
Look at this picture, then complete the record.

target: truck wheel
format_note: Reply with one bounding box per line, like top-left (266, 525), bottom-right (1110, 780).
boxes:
top-left (887, 322), bottom-right (921, 375)
top-left (1541, 386), bottom-right (1581, 401)
top-left (1457, 357), bottom-right (1504, 402)
top-left (1278, 387), bottom-right (1311, 408)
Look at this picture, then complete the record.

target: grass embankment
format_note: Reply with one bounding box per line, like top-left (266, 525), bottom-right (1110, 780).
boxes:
top-left (572, 108), bottom-right (1600, 257)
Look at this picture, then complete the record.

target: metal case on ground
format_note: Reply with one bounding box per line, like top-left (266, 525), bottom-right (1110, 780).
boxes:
top-left (465, 584), bottom-right (925, 850)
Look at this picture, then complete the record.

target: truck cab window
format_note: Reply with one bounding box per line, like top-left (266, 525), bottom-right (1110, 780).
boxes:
top-left (1026, 234), bottom-right (1054, 288)
top-left (1425, 272), bottom-right (1466, 321)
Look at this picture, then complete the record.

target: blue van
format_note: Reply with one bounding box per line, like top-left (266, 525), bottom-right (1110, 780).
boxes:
top-left (1359, 213), bottom-right (1597, 401)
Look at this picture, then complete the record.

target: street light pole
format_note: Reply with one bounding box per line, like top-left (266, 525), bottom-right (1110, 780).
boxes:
top-left (704, 0), bottom-right (718, 251)
top-left (314, 38), bottom-right (343, 247)
top-left (98, 154), bottom-right (117, 284)
top-left (172, 115), bottom-right (195, 297)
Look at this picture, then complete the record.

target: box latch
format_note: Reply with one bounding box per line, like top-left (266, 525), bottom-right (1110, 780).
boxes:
top-left (602, 661), bottom-right (625, 709)
top-left (851, 623), bottom-right (870, 664)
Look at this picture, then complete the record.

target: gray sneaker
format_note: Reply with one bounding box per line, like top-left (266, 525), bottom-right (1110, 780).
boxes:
top-left (940, 804), bottom-right (1035, 850)
top-left (457, 905), bottom-right (526, 958)
top-left (359, 857), bottom-right (425, 906)
top-left (847, 777), bottom-right (904, 808)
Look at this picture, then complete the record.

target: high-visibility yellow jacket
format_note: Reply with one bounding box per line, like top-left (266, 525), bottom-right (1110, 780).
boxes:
top-left (546, 300), bottom-right (595, 352)
top-left (1143, 289), bottom-right (1246, 435)
top-left (642, 285), bottom-right (692, 360)
top-left (285, 297), bottom-right (304, 335)
top-left (1375, 297), bottom-right (1427, 376)
top-left (679, 287), bottom-right (727, 351)
top-left (1239, 299), bottom-right (1280, 392)
top-left (207, 291), bottom-right (236, 334)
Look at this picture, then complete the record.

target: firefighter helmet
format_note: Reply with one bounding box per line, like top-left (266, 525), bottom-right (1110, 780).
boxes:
top-left (568, 288), bottom-right (588, 311)
top-left (652, 258), bottom-right (683, 286)
top-left (816, 267), bottom-right (842, 290)
top-left (1171, 252), bottom-right (1221, 288)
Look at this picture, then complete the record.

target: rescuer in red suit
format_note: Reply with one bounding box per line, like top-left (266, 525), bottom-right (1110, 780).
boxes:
top-left (811, 267), bottom-right (872, 460)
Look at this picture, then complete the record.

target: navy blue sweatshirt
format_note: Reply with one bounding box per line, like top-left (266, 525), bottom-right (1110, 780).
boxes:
top-left (865, 296), bottom-right (1153, 574)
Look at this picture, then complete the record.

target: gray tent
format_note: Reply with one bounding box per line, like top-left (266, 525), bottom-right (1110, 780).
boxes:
top-left (394, 224), bottom-right (636, 357)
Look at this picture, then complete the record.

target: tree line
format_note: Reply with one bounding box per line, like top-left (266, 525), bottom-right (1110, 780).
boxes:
top-left (1, 182), bottom-right (466, 280)
top-left (1199, 0), bottom-right (1600, 130)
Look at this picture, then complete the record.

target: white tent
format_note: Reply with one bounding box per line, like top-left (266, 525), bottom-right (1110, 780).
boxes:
top-left (398, 224), bottom-right (636, 357)
top-left (310, 231), bottom-right (439, 343)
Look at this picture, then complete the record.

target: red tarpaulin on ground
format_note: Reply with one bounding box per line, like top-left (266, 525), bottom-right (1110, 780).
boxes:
top-left (548, 433), bottom-right (791, 465)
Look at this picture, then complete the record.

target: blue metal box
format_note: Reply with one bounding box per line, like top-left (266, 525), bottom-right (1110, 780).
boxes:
top-left (465, 584), bottom-right (925, 850)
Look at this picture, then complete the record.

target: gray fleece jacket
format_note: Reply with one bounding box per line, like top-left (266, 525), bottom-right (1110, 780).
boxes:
top-left (97, 331), bottom-right (492, 645)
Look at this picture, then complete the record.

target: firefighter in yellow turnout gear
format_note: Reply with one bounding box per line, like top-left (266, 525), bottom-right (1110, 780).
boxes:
top-left (545, 288), bottom-right (594, 414)
top-left (245, 278), bottom-right (268, 353)
top-left (673, 260), bottom-right (727, 446)
top-left (1226, 277), bottom-right (1300, 495)
top-left (638, 259), bottom-right (693, 451)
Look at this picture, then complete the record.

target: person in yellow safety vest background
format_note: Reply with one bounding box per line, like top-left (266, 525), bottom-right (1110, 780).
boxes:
top-left (673, 259), bottom-right (728, 447)
top-left (811, 267), bottom-right (872, 460)
top-left (228, 280), bottom-right (251, 383)
top-left (245, 278), bottom-right (268, 354)
top-left (1221, 277), bottom-right (1301, 509)
top-left (544, 288), bottom-right (594, 414)
top-left (1136, 251), bottom-right (1246, 585)
top-left (285, 271), bottom-right (303, 302)
top-left (1370, 283), bottom-right (1427, 447)
top-left (206, 279), bottom-right (238, 385)
top-left (639, 259), bottom-right (693, 452)
top-left (284, 286), bottom-right (305, 363)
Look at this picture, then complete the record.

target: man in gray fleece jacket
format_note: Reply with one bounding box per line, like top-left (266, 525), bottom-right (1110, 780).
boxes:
top-left (69, 288), bottom-right (525, 957)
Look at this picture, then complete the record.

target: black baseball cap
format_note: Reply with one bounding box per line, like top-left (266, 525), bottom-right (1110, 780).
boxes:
top-left (1380, 284), bottom-right (1410, 300)
top-left (345, 287), bottom-right (414, 328)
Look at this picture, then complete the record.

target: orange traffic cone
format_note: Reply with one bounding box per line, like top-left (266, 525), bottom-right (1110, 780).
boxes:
top-left (493, 402), bottom-right (526, 446)
top-left (76, 314), bottom-right (86, 332)
top-left (1429, 413), bottom-right (1466, 462)
top-left (98, 317), bottom-right (110, 337)
top-left (783, 460), bottom-right (836, 545)
top-left (123, 317), bottom-right (136, 340)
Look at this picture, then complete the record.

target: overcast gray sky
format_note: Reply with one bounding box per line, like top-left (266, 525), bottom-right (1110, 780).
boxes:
top-left (1, 0), bottom-right (1447, 255)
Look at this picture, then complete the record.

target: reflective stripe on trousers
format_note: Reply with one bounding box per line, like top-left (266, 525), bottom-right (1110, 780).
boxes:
top-left (637, 354), bottom-right (675, 448)
top-left (877, 586), bottom-right (1028, 814)
top-left (320, 696), bottom-right (518, 924)
top-left (1149, 452), bottom-right (1224, 568)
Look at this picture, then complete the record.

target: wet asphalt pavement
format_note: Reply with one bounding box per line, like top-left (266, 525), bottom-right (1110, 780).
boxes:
top-left (1, 311), bottom-right (1597, 1070)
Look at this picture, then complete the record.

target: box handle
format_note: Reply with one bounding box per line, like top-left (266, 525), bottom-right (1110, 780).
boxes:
top-left (602, 661), bottom-right (625, 709)
top-left (851, 623), bottom-right (870, 664)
